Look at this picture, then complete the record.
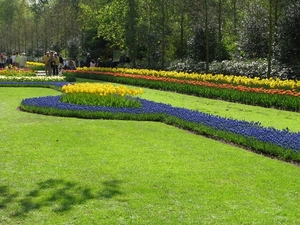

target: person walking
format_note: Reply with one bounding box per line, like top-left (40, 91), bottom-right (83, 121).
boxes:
top-left (52, 52), bottom-right (59, 75)
top-left (86, 53), bottom-right (91, 67)
top-left (11, 53), bottom-right (16, 67)
top-left (19, 53), bottom-right (27, 68)
top-left (14, 51), bottom-right (21, 68)
top-left (0, 53), bottom-right (6, 68)
top-left (58, 53), bottom-right (64, 74)
top-left (96, 57), bottom-right (103, 67)
top-left (42, 52), bottom-right (52, 75)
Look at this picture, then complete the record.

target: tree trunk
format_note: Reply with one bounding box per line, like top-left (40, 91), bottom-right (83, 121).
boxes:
top-left (161, 0), bottom-right (166, 69)
top-left (205, 0), bottom-right (209, 73)
top-left (267, 0), bottom-right (273, 78)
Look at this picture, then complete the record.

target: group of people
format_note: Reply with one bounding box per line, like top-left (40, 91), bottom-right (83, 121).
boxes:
top-left (41, 51), bottom-right (131, 75)
top-left (85, 52), bottom-right (130, 68)
top-left (85, 53), bottom-right (102, 67)
top-left (0, 51), bottom-right (27, 69)
top-left (42, 51), bottom-right (76, 76)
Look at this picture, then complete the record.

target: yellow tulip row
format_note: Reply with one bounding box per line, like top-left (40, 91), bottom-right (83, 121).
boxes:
top-left (78, 67), bottom-right (300, 90)
top-left (27, 62), bottom-right (44, 67)
top-left (0, 68), bottom-right (35, 76)
top-left (62, 83), bottom-right (143, 97)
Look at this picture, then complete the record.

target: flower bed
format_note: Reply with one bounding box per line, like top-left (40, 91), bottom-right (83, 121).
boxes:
top-left (74, 67), bottom-right (300, 90)
top-left (27, 61), bottom-right (45, 70)
top-left (0, 68), bottom-right (36, 76)
top-left (0, 75), bottom-right (66, 82)
top-left (1, 71), bottom-right (299, 162)
top-left (20, 93), bottom-right (300, 162)
top-left (66, 70), bottom-right (300, 111)
top-left (0, 64), bottom-right (66, 82)
top-left (61, 83), bottom-right (143, 108)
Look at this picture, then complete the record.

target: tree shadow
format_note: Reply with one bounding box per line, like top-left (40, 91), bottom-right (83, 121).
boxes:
top-left (0, 178), bottom-right (123, 217)
top-left (0, 185), bottom-right (18, 209)
top-left (98, 179), bottom-right (123, 199)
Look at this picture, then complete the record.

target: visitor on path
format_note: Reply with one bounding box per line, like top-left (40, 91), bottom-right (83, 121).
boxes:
top-left (86, 53), bottom-right (91, 67)
top-left (42, 52), bottom-right (52, 75)
top-left (68, 59), bottom-right (76, 70)
top-left (11, 53), bottom-right (16, 66)
top-left (52, 52), bottom-right (59, 75)
top-left (58, 54), bottom-right (64, 74)
top-left (107, 58), bottom-right (116, 67)
top-left (14, 51), bottom-right (21, 68)
top-left (6, 55), bottom-right (12, 67)
top-left (19, 53), bottom-right (27, 68)
top-left (96, 58), bottom-right (103, 67)
top-left (63, 58), bottom-right (68, 69)
top-left (0, 53), bottom-right (6, 68)
top-left (90, 59), bottom-right (96, 67)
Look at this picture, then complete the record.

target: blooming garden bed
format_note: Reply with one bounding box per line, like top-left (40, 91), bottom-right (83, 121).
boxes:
top-left (2, 66), bottom-right (300, 163)
top-left (16, 81), bottom-right (300, 163)
top-left (66, 70), bottom-right (300, 111)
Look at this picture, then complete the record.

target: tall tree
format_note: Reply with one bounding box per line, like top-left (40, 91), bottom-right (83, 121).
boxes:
top-left (276, 1), bottom-right (300, 66)
top-left (267, 0), bottom-right (273, 78)
top-left (238, 2), bottom-right (268, 59)
top-left (125, 0), bottom-right (138, 67)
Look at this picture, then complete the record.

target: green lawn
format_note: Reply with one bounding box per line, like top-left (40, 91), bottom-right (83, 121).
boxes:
top-left (1, 87), bottom-right (300, 224)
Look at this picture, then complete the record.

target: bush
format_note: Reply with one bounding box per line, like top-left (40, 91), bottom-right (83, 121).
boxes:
top-left (166, 59), bottom-right (294, 79)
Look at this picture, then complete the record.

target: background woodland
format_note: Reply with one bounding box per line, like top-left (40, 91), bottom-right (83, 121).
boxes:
top-left (0, 0), bottom-right (299, 77)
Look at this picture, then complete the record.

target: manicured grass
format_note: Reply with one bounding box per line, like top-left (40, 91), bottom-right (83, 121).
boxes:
top-left (1, 87), bottom-right (300, 224)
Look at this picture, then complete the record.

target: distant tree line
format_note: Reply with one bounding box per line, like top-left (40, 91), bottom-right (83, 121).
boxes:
top-left (0, 0), bottom-right (299, 77)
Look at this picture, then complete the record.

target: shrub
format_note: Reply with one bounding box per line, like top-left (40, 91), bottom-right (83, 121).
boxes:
top-left (166, 59), bottom-right (294, 79)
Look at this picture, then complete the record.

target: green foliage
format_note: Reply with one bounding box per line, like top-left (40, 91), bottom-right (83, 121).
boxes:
top-left (187, 26), bottom-right (218, 62)
top-left (26, 65), bottom-right (45, 71)
top-left (64, 73), bottom-right (76, 82)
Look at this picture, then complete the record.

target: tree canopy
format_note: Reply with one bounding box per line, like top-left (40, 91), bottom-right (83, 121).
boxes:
top-left (0, 0), bottom-right (299, 71)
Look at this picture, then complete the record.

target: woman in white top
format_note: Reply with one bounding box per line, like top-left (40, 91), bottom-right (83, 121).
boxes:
top-left (90, 59), bottom-right (96, 67)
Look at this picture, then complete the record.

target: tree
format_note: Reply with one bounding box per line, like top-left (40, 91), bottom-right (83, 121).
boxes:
top-left (238, 3), bottom-right (269, 59)
top-left (188, 0), bottom-right (220, 71)
top-left (0, 0), bottom-right (19, 52)
top-left (276, 1), bottom-right (300, 66)
top-left (125, 0), bottom-right (138, 67)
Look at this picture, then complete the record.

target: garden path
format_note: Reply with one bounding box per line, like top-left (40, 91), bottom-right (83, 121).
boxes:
top-left (36, 70), bottom-right (46, 76)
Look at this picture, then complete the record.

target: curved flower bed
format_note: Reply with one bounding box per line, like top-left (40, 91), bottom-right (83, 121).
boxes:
top-left (20, 94), bottom-right (300, 162)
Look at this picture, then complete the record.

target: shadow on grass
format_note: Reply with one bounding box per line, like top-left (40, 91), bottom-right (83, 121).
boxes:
top-left (0, 185), bottom-right (18, 209)
top-left (0, 178), bottom-right (123, 217)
